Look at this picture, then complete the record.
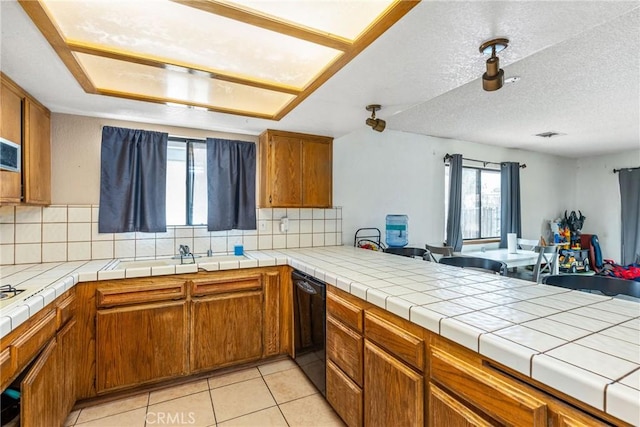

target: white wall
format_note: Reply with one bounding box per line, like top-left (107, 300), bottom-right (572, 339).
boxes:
top-left (334, 128), bottom-right (578, 250)
top-left (51, 113), bottom-right (257, 204)
top-left (576, 149), bottom-right (640, 262)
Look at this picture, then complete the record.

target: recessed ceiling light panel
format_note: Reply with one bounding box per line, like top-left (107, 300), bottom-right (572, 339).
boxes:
top-left (20, 0), bottom-right (420, 120)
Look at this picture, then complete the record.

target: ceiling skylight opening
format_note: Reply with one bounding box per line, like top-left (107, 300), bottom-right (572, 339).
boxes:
top-left (20, 0), bottom-right (420, 120)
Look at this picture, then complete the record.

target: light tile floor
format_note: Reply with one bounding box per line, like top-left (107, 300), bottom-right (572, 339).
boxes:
top-left (65, 358), bottom-right (345, 427)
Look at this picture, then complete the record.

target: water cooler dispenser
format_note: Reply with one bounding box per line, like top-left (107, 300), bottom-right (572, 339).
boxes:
top-left (385, 214), bottom-right (408, 247)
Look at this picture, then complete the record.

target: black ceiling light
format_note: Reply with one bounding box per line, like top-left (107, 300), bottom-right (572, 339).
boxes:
top-left (479, 38), bottom-right (509, 91)
top-left (365, 104), bottom-right (386, 132)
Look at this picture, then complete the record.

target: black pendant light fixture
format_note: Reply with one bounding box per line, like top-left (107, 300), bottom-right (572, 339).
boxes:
top-left (365, 104), bottom-right (386, 132)
top-left (479, 38), bottom-right (509, 91)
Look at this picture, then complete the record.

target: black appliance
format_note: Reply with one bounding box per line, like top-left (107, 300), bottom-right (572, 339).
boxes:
top-left (292, 270), bottom-right (326, 396)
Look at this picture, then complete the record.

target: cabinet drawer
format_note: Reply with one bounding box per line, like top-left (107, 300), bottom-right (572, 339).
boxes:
top-left (430, 346), bottom-right (547, 427)
top-left (56, 293), bottom-right (76, 329)
top-left (327, 291), bottom-right (363, 333)
top-left (190, 275), bottom-right (262, 297)
top-left (9, 309), bottom-right (56, 369)
top-left (364, 312), bottom-right (424, 372)
top-left (327, 316), bottom-right (363, 386)
top-left (96, 282), bottom-right (186, 308)
top-left (429, 383), bottom-right (494, 426)
top-left (327, 359), bottom-right (363, 427)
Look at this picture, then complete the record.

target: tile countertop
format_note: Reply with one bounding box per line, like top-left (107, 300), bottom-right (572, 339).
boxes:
top-left (1, 246), bottom-right (639, 425)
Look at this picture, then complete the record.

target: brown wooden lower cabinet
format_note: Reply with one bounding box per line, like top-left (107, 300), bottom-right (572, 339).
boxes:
top-left (326, 316), bottom-right (363, 386)
top-left (324, 284), bottom-right (626, 427)
top-left (57, 319), bottom-right (77, 418)
top-left (96, 301), bottom-right (188, 393)
top-left (20, 339), bottom-right (59, 427)
top-left (429, 383), bottom-right (494, 427)
top-left (364, 340), bottom-right (424, 427)
top-left (429, 346), bottom-right (548, 427)
top-left (327, 359), bottom-right (363, 427)
top-left (87, 268), bottom-right (288, 397)
top-left (190, 290), bottom-right (264, 372)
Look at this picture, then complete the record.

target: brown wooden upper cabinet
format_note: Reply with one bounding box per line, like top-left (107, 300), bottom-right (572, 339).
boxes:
top-left (0, 76), bottom-right (23, 204)
top-left (0, 72), bottom-right (51, 206)
top-left (258, 129), bottom-right (332, 208)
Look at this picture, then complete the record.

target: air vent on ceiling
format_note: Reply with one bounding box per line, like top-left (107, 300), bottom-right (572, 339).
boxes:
top-left (535, 131), bottom-right (566, 138)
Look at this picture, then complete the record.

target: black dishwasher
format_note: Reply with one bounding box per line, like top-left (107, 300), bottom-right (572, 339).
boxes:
top-left (292, 270), bottom-right (326, 396)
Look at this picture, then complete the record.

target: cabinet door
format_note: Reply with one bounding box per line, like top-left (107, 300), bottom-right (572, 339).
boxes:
top-left (327, 359), bottom-right (363, 427)
top-left (96, 301), bottom-right (188, 392)
top-left (267, 134), bottom-right (302, 207)
top-left (23, 98), bottom-right (51, 205)
top-left (364, 341), bottom-right (423, 427)
top-left (0, 78), bottom-right (22, 203)
top-left (58, 319), bottom-right (77, 418)
top-left (21, 339), bottom-right (59, 427)
top-left (429, 383), bottom-right (494, 427)
top-left (301, 138), bottom-right (332, 207)
top-left (191, 290), bottom-right (263, 372)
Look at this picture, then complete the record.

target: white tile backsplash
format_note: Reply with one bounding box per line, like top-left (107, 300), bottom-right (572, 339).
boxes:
top-left (1, 206), bottom-right (342, 265)
top-left (68, 206), bottom-right (92, 222)
top-left (42, 242), bottom-right (67, 263)
top-left (115, 240), bottom-right (135, 258)
top-left (15, 243), bottom-right (41, 264)
top-left (92, 241), bottom-right (114, 260)
top-left (0, 224), bottom-right (14, 244)
top-left (0, 206), bottom-right (15, 223)
top-left (15, 206), bottom-right (41, 223)
top-left (68, 222), bottom-right (91, 242)
top-left (68, 242), bottom-right (91, 261)
top-left (42, 206), bottom-right (67, 223)
top-left (15, 224), bottom-right (41, 244)
top-left (43, 223), bottom-right (67, 242)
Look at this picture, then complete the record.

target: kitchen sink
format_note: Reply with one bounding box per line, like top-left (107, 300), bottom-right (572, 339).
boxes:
top-left (115, 254), bottom-right (248, 269)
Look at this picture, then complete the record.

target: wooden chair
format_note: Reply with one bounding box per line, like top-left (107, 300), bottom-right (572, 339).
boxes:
top-left (425, 244), bottom-right (454, 262)
top-left (543, 274), bottom-right (640, 298)
top-left (384, 247), bottom-right (429, 260)
top-left (439, 256), bottom-right (507, 276)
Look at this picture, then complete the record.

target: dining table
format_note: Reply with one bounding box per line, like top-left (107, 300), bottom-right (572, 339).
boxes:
top-left (462, 248), bottom-right (539, 268)
top-left (457, 248), bottom-right (560, 275)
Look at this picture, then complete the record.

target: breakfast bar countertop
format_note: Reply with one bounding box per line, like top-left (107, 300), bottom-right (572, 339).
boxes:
top-left (1, 246), bottom-right (638, 425)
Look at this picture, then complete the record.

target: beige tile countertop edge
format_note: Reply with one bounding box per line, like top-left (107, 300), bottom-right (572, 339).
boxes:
top-left (1, 245), bottom-right (638, 424)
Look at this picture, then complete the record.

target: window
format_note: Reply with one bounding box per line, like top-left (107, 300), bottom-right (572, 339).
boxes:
top-left (445, 166), bottom-right (501, 240)
top-left (166, 138), bottom-right (207, 226)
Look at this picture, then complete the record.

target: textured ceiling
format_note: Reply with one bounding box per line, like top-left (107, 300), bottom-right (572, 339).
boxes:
top-left (1, 0), bottom-right (639, 159)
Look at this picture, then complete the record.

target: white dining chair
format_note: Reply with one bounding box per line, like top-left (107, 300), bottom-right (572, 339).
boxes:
top-left (532, 245), bottom-right (560, 283)
top-left (517, 238), bottom-right (539, 251)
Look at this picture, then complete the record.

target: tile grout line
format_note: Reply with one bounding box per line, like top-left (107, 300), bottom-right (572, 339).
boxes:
top-left (258, 366), bottom-right (292, 427)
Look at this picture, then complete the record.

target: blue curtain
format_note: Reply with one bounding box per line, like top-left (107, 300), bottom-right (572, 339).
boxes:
top-left (619, 168), bottom-right (640, 265)
top-left (500, 162), bottom-right (522, 248)
top-left (98, 126), bottom-right (168, 233)
top-left (206, 138), bottom-right (256, 231)
top-left (446, 154), bottom-right (463, 251)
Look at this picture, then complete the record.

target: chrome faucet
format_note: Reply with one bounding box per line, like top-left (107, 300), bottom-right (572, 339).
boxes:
top-left (178, 244), bottom-right (195, 264)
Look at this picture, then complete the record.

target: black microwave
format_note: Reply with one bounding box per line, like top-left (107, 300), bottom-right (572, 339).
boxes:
top-left (0, 137), bottom-right (20, 172)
